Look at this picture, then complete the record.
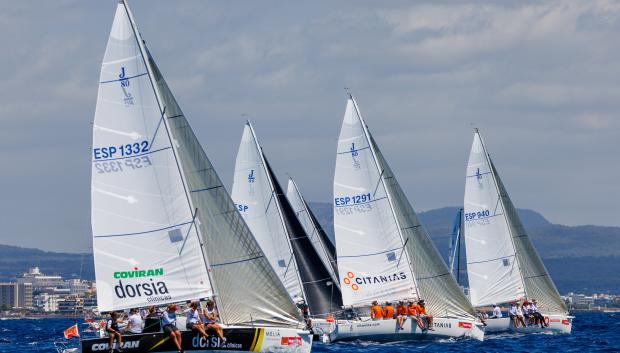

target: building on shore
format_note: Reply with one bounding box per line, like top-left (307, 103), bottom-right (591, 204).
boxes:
top-left (0, 282), bottom-right (17, 310)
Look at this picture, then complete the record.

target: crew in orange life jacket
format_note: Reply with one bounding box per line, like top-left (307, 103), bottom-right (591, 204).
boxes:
top-left (370, 301), bottom-right (383, 320)
top-left (417, 300), bottom-right (434, 331)
top-left (396, 301), bottom-right (407, 330)
top-left (383, 301), bottom-right (395, 320)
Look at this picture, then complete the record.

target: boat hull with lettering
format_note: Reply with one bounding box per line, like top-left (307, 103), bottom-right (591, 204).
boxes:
top-left (484, 314), bottom-right (573, 334)
top-left (328, 317), bottom-right (484, 342)
top-left (79, 327), bottom-right (312, 353)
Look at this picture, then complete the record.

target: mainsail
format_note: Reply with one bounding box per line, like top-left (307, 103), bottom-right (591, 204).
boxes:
top-left (334, 95), bottom-right (476, 319)
top-left (464, 130), bottom-right (566, 314)
top-left (333, 97), bottom-right (417, 308)
top-left (232, 123), bottom-right (343, 318)
top-left (286, 177), bottom-right (340, 289)
top-left (231, 123), bottom-right (305, 301)
top-left (92, 2), bottom-right (211, 312)
top-left (92, 1), bottom-right (301, 327)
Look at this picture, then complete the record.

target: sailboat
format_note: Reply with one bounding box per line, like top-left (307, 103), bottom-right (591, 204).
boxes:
top-left (231, 122), bottom-right (343, 335)
top-left (329, 95), bottom-right (484, 342)
top-left (462, 129), bottom-right (572, 333)
top-left (79, 2), bottom-right (312, 352)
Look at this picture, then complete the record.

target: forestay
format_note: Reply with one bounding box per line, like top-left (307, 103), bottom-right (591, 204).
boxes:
top-left (333, 97), bottom-right (417, 308)
top-left (371, 135), bottom-right (476, 319)
top-left (463, 131), bottom-right (525, 307)
top-left (91, 3), bottom-right (211, 312)
top-left (231, 123), bottom-right (305, 302)
top-left (286, 178), bottom-right (340, 289)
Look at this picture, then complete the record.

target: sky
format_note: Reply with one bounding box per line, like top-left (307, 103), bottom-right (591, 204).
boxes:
top-left (0, 0), bottom-right (618, 253)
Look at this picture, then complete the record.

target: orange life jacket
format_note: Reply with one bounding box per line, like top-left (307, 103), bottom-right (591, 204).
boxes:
top-left (383, 305), bottom-right (395, 319)
top-left (371, 305), bottom-right (383, 319)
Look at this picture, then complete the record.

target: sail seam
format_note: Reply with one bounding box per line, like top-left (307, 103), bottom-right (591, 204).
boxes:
top-left (467, 254), bottom-right (515, 265)
top-left (99, 72), bottom-right (147, 84)
top-left (416, 272), bottom-right (451, 281)
top-left (338, 247), bottom-right (402, 259)
top-left (337, 146), bottom-right (370, 155)
top-left (94, 220), bottom-right (193, 238)
top-left (190, 186), bottom-right (223, 193)
top-left (210, 255), bottom-right (263, 268)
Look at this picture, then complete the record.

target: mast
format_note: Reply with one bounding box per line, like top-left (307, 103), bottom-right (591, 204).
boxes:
top-left (476, 129), bottom-right (528, 300)
top-left (349, 94), bottom-right (420, 299)
top-left (120, 0), bottom-right (216, 300)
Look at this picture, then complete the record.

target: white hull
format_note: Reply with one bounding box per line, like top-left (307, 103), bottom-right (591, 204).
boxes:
top-left (484, 314), bottom-right (573, 334)
top-left (328, 317), bottom-right (484, 342)
top-left (76, 326), bottom-right (312, 353)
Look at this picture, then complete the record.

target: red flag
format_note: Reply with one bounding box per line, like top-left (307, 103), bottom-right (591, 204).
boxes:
top-left (64, 324), bottom-right (80, 339)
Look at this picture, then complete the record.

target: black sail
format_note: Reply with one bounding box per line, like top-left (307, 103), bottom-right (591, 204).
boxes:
top-left (305, 200), bottom-right (339, 282)
top-left (264, 158), bottom-right (343, 318)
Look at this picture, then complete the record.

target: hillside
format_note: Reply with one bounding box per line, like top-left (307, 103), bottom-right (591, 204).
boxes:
top-left (0, 244), bottom-right (94, 281)
top-left (308, 202), bottom-right (620, 294)
top-left (1, 203), bottom-right (618, 293)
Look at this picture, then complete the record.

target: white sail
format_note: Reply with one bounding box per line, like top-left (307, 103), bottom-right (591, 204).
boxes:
top-left (333, 97), bottom-right (417, 308)
top-left (286, 178), bottom-right (340, 289)
top-left (231, 123), bottom-right (305, 302)
top-left (91, 3), bottom-right (211, 312)
top-left (463, 131), bottom-right (526, 307)
top-left (371, 135), bottom-right (476, 319)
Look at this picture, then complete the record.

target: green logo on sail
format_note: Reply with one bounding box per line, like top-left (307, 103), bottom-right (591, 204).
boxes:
top-left (113, 268), bottom-right (164, 279)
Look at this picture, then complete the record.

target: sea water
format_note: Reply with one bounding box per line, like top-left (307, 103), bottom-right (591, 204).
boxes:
top-left (0, 313), bottom-right (618, 352)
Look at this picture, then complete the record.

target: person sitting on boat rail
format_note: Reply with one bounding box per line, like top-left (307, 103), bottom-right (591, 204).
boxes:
top-left (490, 304), bottom-right (502, 319)
top-left (522, 300), bottom-right (535, 326)
top-left (203, 299), bottom-right (226, 342)
top-left (417, 300), bottom-right (434, 331)
top-left (476, 310), bottom-right (488, 327)
top-left (106, 312), bottom-right (124, 353)
top-left (383, 301), bottom-right (395, 320)
top-left (370, 301), bottom-right (383, 320)
top-left (187, 301), bottom-right (209, 339)
top-left (407, 301), bottom-right (424, 330)
top-left (530, 300), bottom-right (547, 328)
top-left (509, 302), bottom-right (526, 328)
top-left (125, 308), bottom-right (143, 334)
top-left (162, 304), bottom-right (183, 353)
top-left (396, 301), bottom-right (407, 330)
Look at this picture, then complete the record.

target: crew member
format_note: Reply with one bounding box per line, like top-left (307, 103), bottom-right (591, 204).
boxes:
top-left (370, 301), bottom-right (383, 321)
top-left (106, 312), bottom-right (123, 353)
top-left (383, 301), bottom-right (395, 320)
top-left (396, 301), bottom-right (407, 330)
top-left (162, 304), bottom-right (183, 353)
top-left (417, 300), bottom-right (434, 331)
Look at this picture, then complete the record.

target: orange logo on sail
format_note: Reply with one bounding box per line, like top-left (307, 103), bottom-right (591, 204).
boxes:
top-left (342, 272), bottom-right (360, 291)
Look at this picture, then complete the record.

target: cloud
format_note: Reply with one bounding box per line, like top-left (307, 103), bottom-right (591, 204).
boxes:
top-left (0, 0), bottom-right (618, 252)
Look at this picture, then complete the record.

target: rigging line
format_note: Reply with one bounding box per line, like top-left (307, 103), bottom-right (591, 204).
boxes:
top-left (178, 208), bottom-right (199, 255)
top-left (147, 106), bottom-right (166, 149)
top-left (372, 168), bottom-right (385, 197)
top-left (396, 237), bottom-right (410, 267)
top-left (282, 253), bottom-right (295, 278)
top-left (494, 195), bottom-right (502, 216)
